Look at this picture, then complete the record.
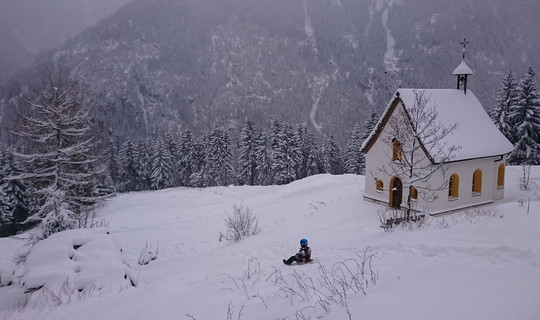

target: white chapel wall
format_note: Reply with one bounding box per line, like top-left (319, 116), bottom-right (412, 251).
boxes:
top-left (363, 105), bottom-right (505, 214)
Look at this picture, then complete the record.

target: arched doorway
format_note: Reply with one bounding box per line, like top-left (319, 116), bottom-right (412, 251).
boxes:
top-left (389, 176), bottom-right (403, 209)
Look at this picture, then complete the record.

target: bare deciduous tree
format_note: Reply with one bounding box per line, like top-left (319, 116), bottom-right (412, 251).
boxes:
top-left (380, 90), bottom-right (459, 220)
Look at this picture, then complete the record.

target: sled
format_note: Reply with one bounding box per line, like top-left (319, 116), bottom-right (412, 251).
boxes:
top-left (297, 258), bottom-right (314, 265)
top-left (284, 258), bottom-right (314, 266)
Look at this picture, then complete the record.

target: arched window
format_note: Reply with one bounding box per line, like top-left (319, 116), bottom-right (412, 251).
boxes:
top-left (392, 138), bottom-right (402, 162)
top-left (448, 174), bottom-right (459, 199)
top-left (410, 186), bottom-right (418, 201)
top-left (376, 179), bottom-right (384, 192)
top-left (472, 169), bottom-right (482, 194)
top-left (497, 164), bottom-right (505, 188)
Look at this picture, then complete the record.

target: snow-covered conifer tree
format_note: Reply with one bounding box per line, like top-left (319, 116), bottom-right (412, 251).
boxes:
top-left (137, 140), bottom-right (152, 191)
top-left (178, 129), bottom-right (197, 187)
top-left (508, 67), bottom-right (540, 165)
top-left (164, 133), bottom-right (179, 187)
top-left (0, 150), bottom-right (30, 237)
top-left (307, 145), bottom-right (324, 177)
top-left (357, 110), bottom-right (380, 174)
top-left (270, 121), bottom-right (300, 185)
top-left (118, 140), bottom-right (140, 192)
top-left (345, 123), bottom-right (364, 175)
top-left (253, 129), bottom-right (270, 185)
top-left (10, 72), bottom-right (108, 242)
top-left (0, 187), bottom-right (11, 236)
top-left (237, 119), bottom-right (258, 186)
top-left (361, 110), bottom-right (379, 143)
top-left (284, 123), bottom-right (301, 181)
top-left (150, 138), bottom-right (174, 190)
top-left (205, 127), bottom-right (234, 186)
top-left (105, 142), bottom-right (119, 190)
top-left (296, 125), bottom-right (320, 179)
top-left (490, 71), bottom-right (519, 143)
top-left (188, 135), bottom-right (207, 188)
top-left (268, 120), bottom-right (282, 185)
top-left (323, 135), bottom-right (345, 175)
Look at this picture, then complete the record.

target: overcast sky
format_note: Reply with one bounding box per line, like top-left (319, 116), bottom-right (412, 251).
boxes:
top-left (0, 0), bottom-right (132, 53)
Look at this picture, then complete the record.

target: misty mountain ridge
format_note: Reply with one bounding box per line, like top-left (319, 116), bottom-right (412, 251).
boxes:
top-left (0, 0), bottom-right (132, 81)
top-left (2, 0), bottom-right (539, 145)
top-left (0, 0), bottom-right (132, 54)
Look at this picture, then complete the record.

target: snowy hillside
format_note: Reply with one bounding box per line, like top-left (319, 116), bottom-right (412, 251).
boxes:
top-left (0, 167), bottom-right (539, 319)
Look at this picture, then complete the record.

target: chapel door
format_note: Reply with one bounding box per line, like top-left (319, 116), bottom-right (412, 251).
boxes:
top-left (390, 177), bottom-right (403, 209)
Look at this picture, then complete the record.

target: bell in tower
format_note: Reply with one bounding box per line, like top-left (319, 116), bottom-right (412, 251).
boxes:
top-left (452, 38), bottom-right (473, 94)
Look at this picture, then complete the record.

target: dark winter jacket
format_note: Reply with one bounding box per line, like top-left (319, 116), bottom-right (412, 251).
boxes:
top-left (295, 246), bottom-right (311, 262)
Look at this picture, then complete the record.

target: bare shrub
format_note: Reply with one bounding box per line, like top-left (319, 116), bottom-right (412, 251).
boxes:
top-left (219, 203), bottom-right (261, 243)
top-left (226, 302), bottom-right (245, 320)
top-left (138, 242), bottom-right (159, 265)
top-left (378, 207), bottom-right (400, 231)
top-left (435, 217), bottom-right (450, 229)
top-left (434, 207), bottom-right (497, 227)
top-left (15, 279), bottom-right (106, 313)
top-left (518, 197), bottom-right (532, 214)
top-left (281, 249), bottom-right (378, 318)
top-left (520, 164), bottom-right (532, 190)
top-left (456, 207), bottom-right (496, 224)
top-left (185, 313), bottom-right (197, 320)
top-left (219, 249), bottom-right (379, 319)
top-left (378, 206), bottom-right (428, 231)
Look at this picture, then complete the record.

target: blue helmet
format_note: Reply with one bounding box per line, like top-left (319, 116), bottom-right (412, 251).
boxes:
top-left (300, 238), bottom-right (308, 247)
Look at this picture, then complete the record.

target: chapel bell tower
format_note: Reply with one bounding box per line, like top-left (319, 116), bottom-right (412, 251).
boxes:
top-left (452, 38), bottom-right (473, 94)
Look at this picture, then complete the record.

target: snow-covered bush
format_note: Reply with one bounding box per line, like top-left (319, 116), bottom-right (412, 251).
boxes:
top-left (219, 203), bottom-right (261, 243)
top-left (14, 229), bottom-right (135, 309)
top-left (137, 243), bottom-right (158, 265)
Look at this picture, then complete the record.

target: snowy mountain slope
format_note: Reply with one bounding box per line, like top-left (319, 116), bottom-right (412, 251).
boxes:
top-left (2, 0), bottom-right (539, 145)
top-left (0, 167), bottom-right (539, 319)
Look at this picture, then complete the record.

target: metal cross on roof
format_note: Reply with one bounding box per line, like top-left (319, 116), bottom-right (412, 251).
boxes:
top-left (460, 38), bottom-right (469, 59)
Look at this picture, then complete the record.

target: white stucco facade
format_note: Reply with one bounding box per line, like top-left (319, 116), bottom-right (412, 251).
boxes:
top-left (362, 88), bottom-right (512, 215)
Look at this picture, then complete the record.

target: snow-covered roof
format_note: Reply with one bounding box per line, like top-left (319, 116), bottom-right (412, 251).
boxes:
top-left (452, 59), bottom-right (473, 75)
top-left (362, 88), bottom-right (513, 162)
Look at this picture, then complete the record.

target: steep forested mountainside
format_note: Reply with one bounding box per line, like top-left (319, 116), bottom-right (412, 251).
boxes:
top-left (1, 0), bottom-right (539, 144)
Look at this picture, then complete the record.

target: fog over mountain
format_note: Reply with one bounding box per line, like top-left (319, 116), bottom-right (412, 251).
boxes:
top-left (0, 0), bottom-right (132, 80)
top-left (1, 0), bottom-right (539, 145)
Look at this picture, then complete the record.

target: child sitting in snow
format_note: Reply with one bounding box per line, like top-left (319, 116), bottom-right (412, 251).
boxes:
top-left (283, 238), bottom-right (312, 265)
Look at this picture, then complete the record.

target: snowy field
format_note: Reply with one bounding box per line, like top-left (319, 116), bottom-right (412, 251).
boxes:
top-left (0, 167), bottom-right (539, 320)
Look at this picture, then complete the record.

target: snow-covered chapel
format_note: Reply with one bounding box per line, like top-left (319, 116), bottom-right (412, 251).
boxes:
top-left (361, 44), bottom-right (513, 215)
